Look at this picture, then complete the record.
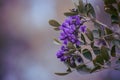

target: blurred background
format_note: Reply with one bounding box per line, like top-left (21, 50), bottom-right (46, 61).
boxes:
top-left (0, 0), bottom-right (120, 80)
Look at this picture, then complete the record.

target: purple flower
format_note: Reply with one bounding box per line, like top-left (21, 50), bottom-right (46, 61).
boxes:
top-left (56, 50), bottom-right (64, 58)
top-left (76, 40), bottom-right (81, 46)
top-left (56, 45), bottom-right (69, 61)
top-left (60, 56), bottom-right (68, 61)
top-left (63, 40), bottom-right (68, 45)
top-left (61, 45), bottom-right (68, 51)
top-left (56, 15), bottom-right (87, 62)
top-left (79, 25), bottom-right (86, 33)
top-left (59, 15), bottom-right (83, 45)
top-left (59, 32), bottom-right (67, 40)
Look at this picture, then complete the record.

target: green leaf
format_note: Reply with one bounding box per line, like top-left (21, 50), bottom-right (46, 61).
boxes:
top-left (93, 55), bottom-right (104, 65)
top-left (111, 45), bottom-right (116, 57)
top-left (76, 64), bottom-right (91, 73)
top-left (101, 46), bottom-right (110, 62)
top-left (104, 27), bottom-right (114, 44)
top-left (53, 27), bottom-right (60, 31)
top-left (105, 27), bottom-right (113, 35)
top-left (64, 12), bottom-right (78, 16)
top-left (98, 30), bottom-right (101, 39)
top-left (86, 29), bottom-right (94, 41)
top-left (78, 0), bottom-right (84, 13)
top-left (104, 0), bottom-right (117, 4)
top-left (55, 72), bottom-right (69, 76)
top-left (111, 15), bottom-right (119, 24)
top-left (93, 46), bottom-right (100, 55)
top-left (53, 38), bottom-right (61, 45)
top-left (104, 35), bottom-right (114, 44)
top-left (81, 33), bottom-right (86, 43)
top-left (49, 20), bottom-right (61, 27)
top-left (83, 49), bottom-right (92, 61)
top-left (85, 3), bottom-right (96, 18)
top-left (91, 41), bottom-right (94, 48)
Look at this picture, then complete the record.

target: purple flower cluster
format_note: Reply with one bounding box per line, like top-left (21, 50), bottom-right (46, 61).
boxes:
top-left (56, 45), bottom-right (69, 61)
top-left (59, 15), bottom-right (86, 45)
top-left (56, 15), bottom-right (86, 62)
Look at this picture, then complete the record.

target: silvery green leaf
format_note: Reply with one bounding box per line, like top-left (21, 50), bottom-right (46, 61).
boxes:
top-left (55, 72), bottom-right (70, 76)
top-left (54, 27), bottom-right (60, 31)
top-left (85, 3), bottom-right (96, 18)
top-left (111, 45), bottom-right (116, 57)
top-left (93, 46), bottom-right (100, 55)
top-left (93, 55), bottom-right (104, 65)
top-left (101, 46), bottom-right (110, 62)
top-left (82, 49), bottom-right (92, 61)
top-left (78, 0), bottom-right (84, 13)
top-left (86, 29), bottom-right (94, 41)
top-left (105, 27), bottom-right (113, 35)
top-left (81, 33), bottom-right (86, 43)
top-left (64, 12), bottom-right (78, 16)
top-left (49, 20), bottom-right (60, 27)
top-left (111, 15), bottom-right (119, 24)
top-left (53, 38), bottom-right (61, 45)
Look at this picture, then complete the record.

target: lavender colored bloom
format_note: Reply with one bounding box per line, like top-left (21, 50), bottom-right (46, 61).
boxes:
top-left (59, 32), bottom-right (67, 40)
top-left (60, 56), bottom-right (68, 61)
top-left (76, 40), bottom-right (81, 46)
top-left (61, 45), bottom-right (68, 51)
top-left (56, 15), bottom-right (87, 62)
top-left (79, 25), bottom-right (87, 33)
top-left (56, 50), bottom-right (64, 58)
top-left (59, 15), bottom-right (83, 45)
top-left (63, 40), bottom-right (68, 45)
top-left (56, 45), bottom-right (69, 61)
